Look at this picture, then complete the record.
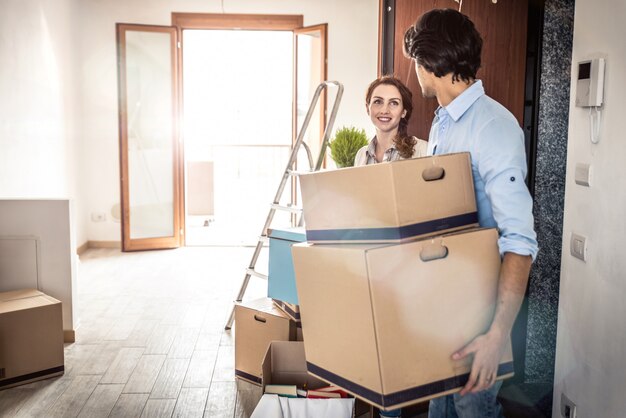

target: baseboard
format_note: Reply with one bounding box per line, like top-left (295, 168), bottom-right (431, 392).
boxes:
top-left (77, 242), bottom-right (89, 255)
top-left (63, 329), bottom-right (75, 343)
top-left (88, 241), bottom-right (122, 249)
top-left (76, 241), bottom-right (121, 255)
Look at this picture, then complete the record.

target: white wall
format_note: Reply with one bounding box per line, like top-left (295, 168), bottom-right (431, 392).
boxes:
top-left (77, 0), bottom-right (379, 242)
top-left (0, 0), bottom-right (85, 245)
top-left (0, 199), bottom-right (79, 336)
top-left (553, 0), bottom-right (626, 416)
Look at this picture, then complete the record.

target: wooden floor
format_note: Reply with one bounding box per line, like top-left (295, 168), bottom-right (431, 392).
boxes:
top-left (0, 246), bottom-right (269, 418)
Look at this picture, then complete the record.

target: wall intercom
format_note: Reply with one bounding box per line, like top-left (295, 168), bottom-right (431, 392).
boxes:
top-left (576, 58), bottom-right (606, 144)
top-left (576, 58), bottom-right (605, 108)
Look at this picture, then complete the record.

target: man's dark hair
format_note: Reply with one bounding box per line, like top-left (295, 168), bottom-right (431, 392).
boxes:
top-left (403, 8), bottom-right (482, 83)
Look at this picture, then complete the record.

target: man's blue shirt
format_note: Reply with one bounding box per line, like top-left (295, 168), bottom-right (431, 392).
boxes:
top-left (427, 80), bottom-right (538, 259)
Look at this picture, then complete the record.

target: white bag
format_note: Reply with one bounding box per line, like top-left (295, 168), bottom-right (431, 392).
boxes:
top-left (251, 394), bottom-right (355, 418)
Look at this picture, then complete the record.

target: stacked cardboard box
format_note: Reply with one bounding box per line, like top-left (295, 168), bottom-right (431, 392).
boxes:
top-left (291, 153), bottom-right (514, 411)
top-left (298, 153), bottom-right (478, 243)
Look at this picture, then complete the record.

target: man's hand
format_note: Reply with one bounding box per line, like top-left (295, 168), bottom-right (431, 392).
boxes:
top-left (454, 252), bottom-right (532, 396)
top-left (452, 329), bottom-right (508, 395)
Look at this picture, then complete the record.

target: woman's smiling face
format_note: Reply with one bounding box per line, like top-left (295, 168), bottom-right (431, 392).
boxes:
top-left (367, 84), bottom-right (406, 135)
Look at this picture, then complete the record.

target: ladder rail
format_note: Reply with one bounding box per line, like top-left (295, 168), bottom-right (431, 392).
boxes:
top-left (224, 81), bottom-right (343, 330)
top-left (314, 82), bottom-right (344, 171)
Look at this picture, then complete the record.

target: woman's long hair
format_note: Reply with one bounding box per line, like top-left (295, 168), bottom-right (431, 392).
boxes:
top-left (365, 75), bottom-right (416, 159)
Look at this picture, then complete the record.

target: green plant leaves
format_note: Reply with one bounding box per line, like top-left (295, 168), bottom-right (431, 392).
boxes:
top-left (329, 126), bottom-right (368, 168)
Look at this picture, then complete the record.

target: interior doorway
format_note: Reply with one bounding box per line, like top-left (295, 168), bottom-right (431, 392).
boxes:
top-left (182, 29), bottom-right (293, 246)
top-left (117, 14), bottom-right (327, 250)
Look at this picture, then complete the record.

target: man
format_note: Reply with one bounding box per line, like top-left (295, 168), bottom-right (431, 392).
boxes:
top-left (402, 8), bottom-right (539, 418)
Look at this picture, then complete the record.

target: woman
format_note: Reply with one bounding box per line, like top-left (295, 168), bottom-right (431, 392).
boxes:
top-left (354, 75), bottom-right (427, 166)
top-left (356, 76), bottom-right (424, 418)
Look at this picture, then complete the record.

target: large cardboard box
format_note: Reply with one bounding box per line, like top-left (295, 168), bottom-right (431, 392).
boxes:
top-left (0, 289), bottom-right (64, 389)
top-left (291, 228), bottom-right (514, 410)
top-left (235, 297), bottom-right (296, 385)
top-left (298, 152), bottom-right (478, 243)
top-left (268, 227), bottom-right (307, 305)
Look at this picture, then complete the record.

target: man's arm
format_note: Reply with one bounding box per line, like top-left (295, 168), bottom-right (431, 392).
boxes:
top-left (452, 251), bottom-right (532, 395)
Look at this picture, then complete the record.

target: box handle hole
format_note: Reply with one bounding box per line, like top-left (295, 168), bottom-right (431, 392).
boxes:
top-left (420, 244), bottom-right (449, 262)
top-left (254, 315), bottom-right (267, 323)
top-left (422, 166), bottom-right (445, 181)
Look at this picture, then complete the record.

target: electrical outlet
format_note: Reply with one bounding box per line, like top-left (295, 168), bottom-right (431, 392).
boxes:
top-left (561, 393), bottom-right (577, 418)
top-left (91, 212), bottom-right (106, 222)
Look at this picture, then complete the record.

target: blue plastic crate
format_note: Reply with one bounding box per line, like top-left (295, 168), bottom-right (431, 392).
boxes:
top-left (267, 227), bottom-right (307, 305)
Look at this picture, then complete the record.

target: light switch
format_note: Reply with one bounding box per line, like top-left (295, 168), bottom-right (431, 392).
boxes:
top-left (575, 163), bottom-right (591, 187)
top-left (570, 233), bottom-right (587, 261)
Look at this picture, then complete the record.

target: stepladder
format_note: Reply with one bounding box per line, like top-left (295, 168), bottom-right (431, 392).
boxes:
top-left (224, 80), bottom-right (344, 330)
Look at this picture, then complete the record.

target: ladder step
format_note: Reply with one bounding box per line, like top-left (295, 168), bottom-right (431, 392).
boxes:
top-left (271, 203), bottom-right (302, 213)
top-left (288, 169), bottom-right (313, 176)
top-left (246, 268), bottom-right (268, 280)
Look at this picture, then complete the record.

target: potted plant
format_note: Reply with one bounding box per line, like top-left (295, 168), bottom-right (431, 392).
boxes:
top-left (329, 126), bottom-right (368, 168)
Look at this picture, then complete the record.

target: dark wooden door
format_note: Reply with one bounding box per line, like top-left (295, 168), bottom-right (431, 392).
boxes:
top-left (390, 1), bottom-right (528, 140)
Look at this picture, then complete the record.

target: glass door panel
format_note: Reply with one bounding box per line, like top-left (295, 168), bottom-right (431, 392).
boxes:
top-left (293, 25), bottom-right (328, 210)
top-left (117, 24), bottom-right (181, 251)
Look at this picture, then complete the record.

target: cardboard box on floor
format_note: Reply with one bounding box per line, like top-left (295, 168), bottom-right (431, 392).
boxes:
top-left (298, 152), bottom-right (478, 243)
top-left (0, 289), bottom-right (64, 390)
top-left (291, 228), bottom-right (514, 411)
top-left (235, 297), bottom-right (296, 385)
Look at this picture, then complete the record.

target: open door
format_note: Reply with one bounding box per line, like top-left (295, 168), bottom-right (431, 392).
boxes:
top-left (293, 24), bottom-right (328, 215)
top-left (294, 24), bottom-right (328, 164)
top-left (116, 24), bottom-right (182, 251)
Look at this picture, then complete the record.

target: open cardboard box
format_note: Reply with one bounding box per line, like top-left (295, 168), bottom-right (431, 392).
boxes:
top-left (0, 289), bottom-right (64, 390)
top-left (292, 227), bottom-right (514, 410)
top-left (261, 341), bottom-right (327, 391)
top-left (298, 152), bottom-right (478, 243)
top-left (251, 341), bottom-right (356, 418)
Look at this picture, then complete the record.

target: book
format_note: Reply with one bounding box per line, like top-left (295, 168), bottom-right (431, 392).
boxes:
top-left (306, 390), bottom-right (341, 399)
top-left (264, 384), bottom-right (298, 398)
top-left (311, 385), bottom-right (349, 398)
